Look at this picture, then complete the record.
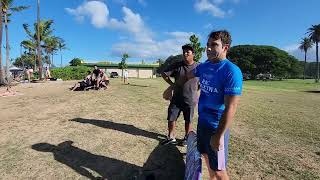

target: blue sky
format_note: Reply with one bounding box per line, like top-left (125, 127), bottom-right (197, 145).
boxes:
top-left (7, 0), bottom-right (320, 66)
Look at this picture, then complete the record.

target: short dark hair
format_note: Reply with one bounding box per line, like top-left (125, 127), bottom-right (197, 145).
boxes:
top-left (182, 44), bottom-right (194, 53)
top-left (208, 30), bottom-right (232, 46)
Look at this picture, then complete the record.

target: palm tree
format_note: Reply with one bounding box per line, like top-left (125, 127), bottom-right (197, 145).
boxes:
top-left (37, 0), bottom-right (42, 79)
top-left (43, 36), bottom-right (59, 67)
top-left (23, 20), bottom-right (54, 70)
top-left (307, 24), bottom-right (320, 83)
top-left (1, 0), bottom-right (28, 81)
top-left (299, 37), bottom-right (313, 79)
top-left (57, 38), bottom-right (67, 67)
top-left (21, 40), bottom-right (36, 68)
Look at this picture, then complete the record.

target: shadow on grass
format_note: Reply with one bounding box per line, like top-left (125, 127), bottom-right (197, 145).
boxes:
top-left (316, 152), bottom-right (320, 156)
top-left (123, 83), bottom-right (150, 88)
top-left (32, 141), bottom-right (185, 180)
top-left (303, 90), bottom-right (320, 93)
top-left (69, 118), bottom-right (166, 142)
top-left (32, 141), bottom-right (140, 180)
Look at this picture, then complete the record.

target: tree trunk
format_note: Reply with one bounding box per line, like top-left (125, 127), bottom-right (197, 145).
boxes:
top-left (316, 42), bottom-right (319, 83)
top-left (5, 13), bottom-right (10, 83)
top-left (37, 0), bottom-right (42, 80)
top-left (34, 51), bottom-right (37, 71)
top-left (51, 53), bottom-right (54, 67)
top-left (303, 51), bottom-right (306, 80)
top-left (0, 5), bottom-right (3, 85)
top-left (60, 49), bottom-right (62, 67)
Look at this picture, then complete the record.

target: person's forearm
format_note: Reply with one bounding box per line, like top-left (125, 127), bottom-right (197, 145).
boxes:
top-left (216, 104), bottom-right (238, 137)
top-left (161, 74), bottom-right (175, 86)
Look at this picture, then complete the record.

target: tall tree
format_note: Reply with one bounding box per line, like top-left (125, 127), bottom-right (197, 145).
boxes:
top-left (69, 58), bottom-right (82, 66)
top-left (307, 24), bottom-right (320, 82)
top-left (37, 0), bottom-right (42, 79)
top-left (21, 39), bottom-right (36, 67)
top-left (189, 34), bottom-right (205, 62)
top-left (57, 38), bottom-right (66, 67)
top-left (299, 37), bottom-right (313, 79)
top-left (228, 45), bottom-right (303, 79)
top-left (118, 53), bottom-right (129, 79)
top-left (23, 19), bottom-right (54, 70)
top-left (43, 36), bottom-right (59, 67)
top-left (1, 0), bottom-right (28, 82)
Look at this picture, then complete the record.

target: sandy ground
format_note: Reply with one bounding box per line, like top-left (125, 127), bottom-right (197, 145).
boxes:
top-left (0, 79), bottom-right (319, 180)
top-left (0, 80), bottom-right (190, 180)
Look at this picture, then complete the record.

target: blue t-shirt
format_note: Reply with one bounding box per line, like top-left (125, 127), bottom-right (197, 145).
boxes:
top-left (193, 59), bottom-right (243, 129)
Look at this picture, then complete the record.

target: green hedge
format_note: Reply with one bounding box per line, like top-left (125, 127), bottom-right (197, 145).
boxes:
top-left (51, 66), bottom-right (92, 80)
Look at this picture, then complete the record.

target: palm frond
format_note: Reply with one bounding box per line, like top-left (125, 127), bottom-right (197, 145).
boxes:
top-left (23, 23), bottom-right (34, 39)
top-left (21, 40), bottom-right (36, 50)
top-left (307, 24), bottom-right (320, 43)
top-left (10, 5), bottom-right (29, 12)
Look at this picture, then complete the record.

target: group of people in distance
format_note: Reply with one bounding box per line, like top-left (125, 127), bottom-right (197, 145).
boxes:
top-left (161, 30), bottom-right (243, 180)
top-left (70, 65), bottom-right (109, 91)
top-left (24, 66), bottom-right (52, 82)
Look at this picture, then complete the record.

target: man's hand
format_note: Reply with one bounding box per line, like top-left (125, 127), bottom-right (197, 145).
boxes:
top-left (163, 86), bottom-right (173, 100)
top-left (210, 133), bottom-right (224, 151)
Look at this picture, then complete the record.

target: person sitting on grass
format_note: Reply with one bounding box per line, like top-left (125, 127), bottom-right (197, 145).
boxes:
top-left (70, 71), bottom-right (92, 91)
top-left (99, 72), bottom-right (109, 89)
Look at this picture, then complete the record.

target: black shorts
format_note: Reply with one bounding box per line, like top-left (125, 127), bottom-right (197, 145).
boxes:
top-left (167, 102), bottom-right (195, 122)
top-left (197, 125), bottom-right (230, 171)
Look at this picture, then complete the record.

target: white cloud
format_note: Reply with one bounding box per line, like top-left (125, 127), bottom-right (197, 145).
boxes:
top-left (112, 0), bottom-right (146, 6)
top-left (194, 0), bottom-right (238, 18)
top-left (137, 0), bottom-right (147, 6)
top-left (204, 23), bottom-right (214, 29)
top-left (282, 44), bottom-right (317, 62)
top-left (66, 1), bottom-right (152, 43)
top-left (213, 0), bottom-right (224, 5)
top-left (283, 44), bottom-right (300, 52)
top-left (108, 7), bottom-right (153, 43)
top-left (65, 1), bottom-right (108, 28)
top-left (166, 31), bottom-right (194, 39)
top-left (194, 0), bottom-right (226, 18)
top-left (66, 1), bottom-right (197, 59)
top-left (111, 32), bottom-right (196, 59)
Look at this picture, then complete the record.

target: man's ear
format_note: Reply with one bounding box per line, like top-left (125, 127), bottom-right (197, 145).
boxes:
top-left (223, 44), bottom-right (230, 52)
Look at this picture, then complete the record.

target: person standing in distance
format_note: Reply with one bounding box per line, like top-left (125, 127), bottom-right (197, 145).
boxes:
top-left (161, 44), bottom-right (199, 146)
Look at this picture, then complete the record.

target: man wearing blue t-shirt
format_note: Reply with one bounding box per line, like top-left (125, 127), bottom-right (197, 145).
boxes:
top-left (190, 30), bottom-right (243, 179)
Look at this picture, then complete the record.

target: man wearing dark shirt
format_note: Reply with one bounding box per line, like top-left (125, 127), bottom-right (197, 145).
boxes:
top-left (161, 44), bottom-right (199, 146)
top-left (92, 65), bottom-right (101, 89)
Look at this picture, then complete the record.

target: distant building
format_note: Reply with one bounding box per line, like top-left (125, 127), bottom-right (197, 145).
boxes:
top-left (83, 63), bottom-right (159, 78)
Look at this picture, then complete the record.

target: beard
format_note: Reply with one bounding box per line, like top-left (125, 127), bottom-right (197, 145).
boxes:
top-left (207, 51), bottom-right (219, 60)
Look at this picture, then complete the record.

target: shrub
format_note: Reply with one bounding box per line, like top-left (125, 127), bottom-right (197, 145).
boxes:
top-left (51, 66), bottom-right (91, 80)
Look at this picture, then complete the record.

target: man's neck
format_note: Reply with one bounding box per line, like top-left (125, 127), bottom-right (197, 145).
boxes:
top-left (184, 60), bottom-right (195, 65)
top-left (209, 57), bottom-right (226, 63)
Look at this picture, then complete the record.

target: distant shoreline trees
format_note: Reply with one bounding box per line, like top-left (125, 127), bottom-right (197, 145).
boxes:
top-left (228, 45), bottom-right (302, 79)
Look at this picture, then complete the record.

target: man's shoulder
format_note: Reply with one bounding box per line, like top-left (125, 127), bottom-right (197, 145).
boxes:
top-left (223, 60), bottom-right (242, 73)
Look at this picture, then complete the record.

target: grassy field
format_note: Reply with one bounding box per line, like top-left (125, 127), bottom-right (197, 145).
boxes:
top-left (0, 78), bottom-right (319, 179)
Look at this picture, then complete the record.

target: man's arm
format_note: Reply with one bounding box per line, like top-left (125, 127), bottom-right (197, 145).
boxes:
top-left (211, 95), bottom-right (240, 151)
top-left (161, 72), bottom-right (175, 86)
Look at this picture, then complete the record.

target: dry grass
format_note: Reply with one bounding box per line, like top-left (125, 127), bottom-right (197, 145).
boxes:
top-left (0, 79), bottom-right (319, 180)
